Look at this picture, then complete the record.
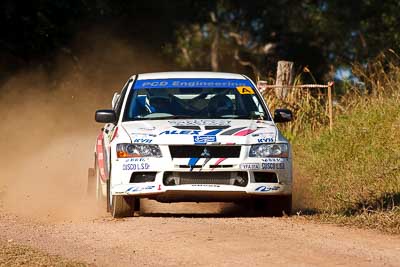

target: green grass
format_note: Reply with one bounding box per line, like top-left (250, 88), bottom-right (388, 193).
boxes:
top-left (291, 97), bottom-right (400, 233)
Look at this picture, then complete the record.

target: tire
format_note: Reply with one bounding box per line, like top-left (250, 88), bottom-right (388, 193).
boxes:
top-left (95, 163), bottom-right (106, 202)
top-left (111, 195), bottom-right (140, 218)
top-left (269, 195), bottom-right (292, 216)
top-left (278, 195), bottom-right (292, 216)
top-left (252, 195), bottom-right (292, 217)
top-left (87, 167), bottom-right (96, 197)
top-left (106, 179), bottom-right (111, 212)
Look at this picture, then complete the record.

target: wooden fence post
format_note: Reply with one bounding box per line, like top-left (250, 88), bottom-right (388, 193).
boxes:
top-left (327, 81), bottom-right (334, 132)
top-left (275, 61), bottom-right (294, 99)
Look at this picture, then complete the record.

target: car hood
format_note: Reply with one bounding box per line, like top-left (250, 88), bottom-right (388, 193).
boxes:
top-left (121, 119), bottom-right (278, 145)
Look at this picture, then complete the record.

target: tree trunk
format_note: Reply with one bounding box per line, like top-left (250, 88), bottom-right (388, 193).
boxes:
top-left (211, 26), bottom-right (219, 71)
top-left (275, 61), bottom-right (294, 99)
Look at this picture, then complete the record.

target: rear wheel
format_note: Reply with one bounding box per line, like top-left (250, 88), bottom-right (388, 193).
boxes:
top-left (111, 195), bottom-right (140, 218)
top-left (95, 163), bottom-right (106, 202)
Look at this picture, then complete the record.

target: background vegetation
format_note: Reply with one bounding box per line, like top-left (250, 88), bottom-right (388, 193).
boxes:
top-left (1, 0), bottom-right (400, 84)
top-left (290, 54), bottom-right (400, 233)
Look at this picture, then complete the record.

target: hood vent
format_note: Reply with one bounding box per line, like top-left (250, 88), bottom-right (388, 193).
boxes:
top-left (173, 126), bottom-right (201, 130)
top-left (205, 125), bottom-right (230, 130)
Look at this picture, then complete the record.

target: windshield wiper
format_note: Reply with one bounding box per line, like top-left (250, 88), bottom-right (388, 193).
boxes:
top-left (159, 115), bottom-right (194, 119)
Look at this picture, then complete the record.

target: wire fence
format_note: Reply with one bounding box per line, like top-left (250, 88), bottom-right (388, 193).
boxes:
top-left (257, 81), bottom-right (335, 132)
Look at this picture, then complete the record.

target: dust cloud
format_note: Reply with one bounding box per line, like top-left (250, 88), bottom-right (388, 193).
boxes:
top-left (0, 32), bottom-right (169, 222)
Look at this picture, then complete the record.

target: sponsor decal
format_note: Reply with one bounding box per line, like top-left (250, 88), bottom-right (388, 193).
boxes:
top-left (255, 185), bottom-right (280, 192)
top-left (257, 138), bottom-right (274, 143)
top-left (194, 135), bottom-right (217, 144)
top-left (134, 78), bottom-right (253, 89)
top-left (169, 120), bottom-right (231, 127)
top-left (236, 86), bottom-right (254, 94)
top-left (122, 163), bottom-right (150, 171)
top-left (132, 138), bottom-right (153, 143)
top-left (131, 132), bottom-right (157, 137)
top-left (160, 129), bottom-right (222, 142)
top-left (191, 184), bottom-right (220, 188)
top-left (261, 162), bottom-right (285, 170)
top-left (160, 130), bottom-right (201, 135)
top-left (124, 158), bottom-right (146, 162)
top-left (261, 158), bottom-right (285, 162)
top-left (126, 185), bottom-right (155, 193)
top-left (240, 163), bottom-right (260, 170)
top-left (137, 127), bottom-right (156, 131)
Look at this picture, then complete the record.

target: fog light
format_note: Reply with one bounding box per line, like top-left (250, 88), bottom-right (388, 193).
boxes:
top-left (130, 172), bottom-right (157, 183)
top-left (163, 172), bottom-right (180, 186)
top-left (233, 172), bottom-right (248, 187)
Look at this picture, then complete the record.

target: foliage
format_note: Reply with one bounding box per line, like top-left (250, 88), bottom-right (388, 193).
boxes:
top-left (2, 0), bottom-right (400, 85)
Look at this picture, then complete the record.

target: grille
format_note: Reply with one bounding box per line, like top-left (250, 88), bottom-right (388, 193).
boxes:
top-left (169, 145), bottom-right (241, 158)
top-left (163, 171), bottom-right (248, 186)
top-left (181, 172), bottom-right (231, 185)
top-left (177, 165), bottom-right (233, 169)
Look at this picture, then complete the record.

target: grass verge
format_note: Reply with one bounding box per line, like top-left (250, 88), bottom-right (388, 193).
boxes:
top-left (291, 88), bottom-right (400, 233)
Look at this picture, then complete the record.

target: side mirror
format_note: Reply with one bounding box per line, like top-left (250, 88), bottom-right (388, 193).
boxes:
top-left (95, 109), bottom-right (117, 123)
top-left (274, 109), bottom-right (293, 123)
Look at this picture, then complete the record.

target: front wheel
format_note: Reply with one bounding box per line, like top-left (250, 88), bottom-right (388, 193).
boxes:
top-left (111, 195), bottom-right (140, 218)
top-left (273, 195), bottom-right (292, 216)
top-left (252, 195), bottom-right (292, 216)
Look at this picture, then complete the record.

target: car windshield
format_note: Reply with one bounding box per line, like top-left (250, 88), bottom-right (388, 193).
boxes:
top-left (123, 78), bottom-right (271, 121)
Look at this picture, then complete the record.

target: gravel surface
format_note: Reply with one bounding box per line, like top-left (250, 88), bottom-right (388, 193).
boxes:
top-left (1, 201), bottom-right (400, 267)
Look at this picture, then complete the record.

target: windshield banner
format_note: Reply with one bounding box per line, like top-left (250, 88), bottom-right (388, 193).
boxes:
top-left (133, 78), bottom-right (253, 89)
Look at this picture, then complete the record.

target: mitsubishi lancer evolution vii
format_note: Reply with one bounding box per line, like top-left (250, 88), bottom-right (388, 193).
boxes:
top-left (88, 72), bottom-right (294, 218)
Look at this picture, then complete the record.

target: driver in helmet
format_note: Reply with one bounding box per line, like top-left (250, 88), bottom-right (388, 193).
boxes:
top-left (207, 94), bottom-right (234, 117)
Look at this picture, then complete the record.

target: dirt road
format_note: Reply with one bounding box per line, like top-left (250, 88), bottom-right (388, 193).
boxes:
top-left (1, 201), bottom-right (400, 267)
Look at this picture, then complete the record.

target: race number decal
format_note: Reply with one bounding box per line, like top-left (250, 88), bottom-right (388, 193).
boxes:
top-left (236, 86), bottom-right (254, 94)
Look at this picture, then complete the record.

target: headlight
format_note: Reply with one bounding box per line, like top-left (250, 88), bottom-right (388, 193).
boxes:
top-left (117, 143), bottom-right (162, 158)
top-left (249, 144), bottom-right (288, 158)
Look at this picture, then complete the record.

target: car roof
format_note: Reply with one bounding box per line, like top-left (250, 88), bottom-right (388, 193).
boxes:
top-left (135, 71), bottom-right (247, 80)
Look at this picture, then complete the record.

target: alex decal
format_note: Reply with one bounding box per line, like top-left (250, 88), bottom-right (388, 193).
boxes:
top-left (160, 129), bottom-right (222, 136)
top-left (122, 163), bottom-right (150, 171)
top-left (160, 130), bottom-right (201, 135)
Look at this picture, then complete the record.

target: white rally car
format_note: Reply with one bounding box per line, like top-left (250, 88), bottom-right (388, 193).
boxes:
top-left (88, 72), bottom-right (293, 218)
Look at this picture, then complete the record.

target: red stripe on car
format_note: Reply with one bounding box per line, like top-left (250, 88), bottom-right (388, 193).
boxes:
top-left (233, 129), bottom-right (256, 136)
top-left (96, 133), bottom-right (107, 182)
